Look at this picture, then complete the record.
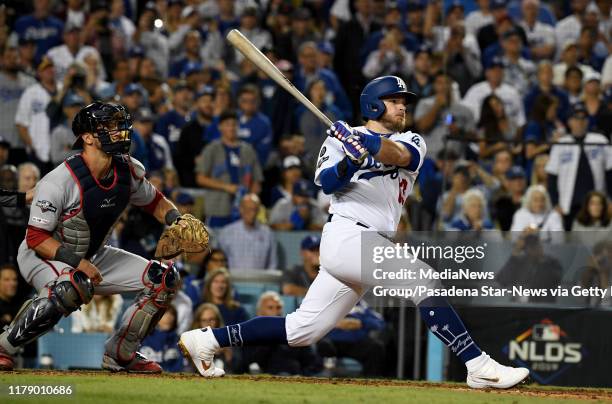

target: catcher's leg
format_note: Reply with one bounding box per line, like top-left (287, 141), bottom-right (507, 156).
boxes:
top-left (103, 259), bottom-right (179, 373)
top-left (0, 269), bottom-right (93, 370)
top-left (179, 268), bottom-right (364, 377)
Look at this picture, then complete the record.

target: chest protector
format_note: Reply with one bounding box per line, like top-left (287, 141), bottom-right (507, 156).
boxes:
top-left (61, 154), bottom-right (131, 258)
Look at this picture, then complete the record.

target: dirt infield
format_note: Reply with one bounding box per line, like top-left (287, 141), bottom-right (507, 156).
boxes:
top-left (5, 370), bottom-right (612, 401)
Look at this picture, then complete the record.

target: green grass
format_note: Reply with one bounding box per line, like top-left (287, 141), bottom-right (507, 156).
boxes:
top-left (1, 372), bottom-right (610, 404)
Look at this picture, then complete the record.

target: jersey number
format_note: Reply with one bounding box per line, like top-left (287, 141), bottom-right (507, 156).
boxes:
top-left (398, 178), bottom-right (408, 205)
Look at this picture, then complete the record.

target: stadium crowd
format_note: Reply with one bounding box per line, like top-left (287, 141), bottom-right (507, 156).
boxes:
top-left (0, 0), bottom-right (611, 375)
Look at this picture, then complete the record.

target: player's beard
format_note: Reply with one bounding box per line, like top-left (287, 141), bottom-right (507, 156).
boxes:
top-left (380, 113), bottom-right (406, 133)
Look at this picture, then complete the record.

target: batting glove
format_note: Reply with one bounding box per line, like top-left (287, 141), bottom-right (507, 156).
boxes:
top-left (342, 134), bottom-right (369, 166)
top-left (327, 121), bottom-right (353, 142)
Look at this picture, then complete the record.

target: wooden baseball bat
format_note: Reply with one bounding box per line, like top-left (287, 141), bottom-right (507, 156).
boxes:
top-left (226, 29), bottom-right (333, 127)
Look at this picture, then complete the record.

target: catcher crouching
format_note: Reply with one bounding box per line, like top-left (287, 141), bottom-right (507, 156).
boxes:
top-left (0, 102), bottom-right (209, 373)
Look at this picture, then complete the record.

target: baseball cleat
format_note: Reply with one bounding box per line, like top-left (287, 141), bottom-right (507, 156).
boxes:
top-left (179, 327), bottom-right (225, 377)
top-left (466, 352), bottom-right (529, 389)
top-left (0, 346), bottom-right (14, 371)
top-left (102, 352), bottom-right (162, 373)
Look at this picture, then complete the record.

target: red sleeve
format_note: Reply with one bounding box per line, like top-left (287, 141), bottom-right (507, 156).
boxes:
top-left (26, 225), bottom-right (53, 249)
top-left (140, 189), bottom-right (164, 215)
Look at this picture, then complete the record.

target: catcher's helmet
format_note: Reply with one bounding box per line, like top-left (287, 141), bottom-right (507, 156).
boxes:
top-left (72, 102), bottom-right (133, 155)
top-left (360, 76), bottom-right (417, 120)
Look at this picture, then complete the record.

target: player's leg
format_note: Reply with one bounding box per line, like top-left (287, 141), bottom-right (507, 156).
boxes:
top-left (179, 268), bottom-right (365, 377)
top-left (91, 246), bottom-right (180, 373)
top-left (0, 246), bottom-right (94, 370)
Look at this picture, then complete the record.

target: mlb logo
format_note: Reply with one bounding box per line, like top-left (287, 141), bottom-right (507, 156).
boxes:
top-left (532, 324), bottom-right (561, 341)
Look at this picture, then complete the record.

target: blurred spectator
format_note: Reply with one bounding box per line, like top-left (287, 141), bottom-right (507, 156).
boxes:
top-left (405, 45), bottom-right (433, 101)
top-left (316, 300), bottom-right (385, 377)
top-left (17, 38), bottom-right (37, 79)
top-left (443, 21), bottom-right (482, 96)
top-left (109, 0), bottom-right (135, 52)
top-left (259, 59), bottom-right (297, 143)
top-left (523, 93), bottom-right (565, 174)
top-left (418, 149), bottom-right (459, 229)
top-left (517, 0), bottom-right (556, 61)
top-left (169, 30), bottom-right (203, 80)
top-left (0, 45), bottom-right (35, 164)
top-left (531, 154), bottom-right (550, 186)
top-left (233, 7), bottom-right (272, 66)
top-left (269, 156), bottom-right (304, 207)
top-left (176, 87), bottom-right (215, 187)
top-left (235, 84), bottom-right (273, 167)
top-left (362, 30), bottom-right (413, 80)
top-left (217, 0), bottom-right (240, 35)
top-left (465, 0), bottom-right (494, 36)
top-left (497, 231), bottom-right (562, 303)
top-left (282, 235), bottom-right (320, 297)
top-left (440, 164), bottom-right (472, 224)
top-left (275, 7), bottom-right (320, 63)
top-left (132, 107), bottom-right (174, 173)
top-left (493, 166), bottom-right (528, 231)
top-left (477, 6), bottom-right (525, 58)
top-left (140, 306), bottom-right (183, 372)
top-left (49, 92), bottom-right (83, 165)
top-left (133, 4), bottom-right (169, 78)
top-left (577, 26), bottom-right (606, 72)
top-left (448, 188), bottom-right (495, 231)
top-left (298, 79), bottom-right (342, 170)
top-left (524, 61), bottom-right (570, 123)
top-left (15, 56), bottom-right (57, 168)
top-left (333, 0), bottom-right (380, 117)
top-left (202, 268), bottom-right (249, 325)
top-left (269, 180), bottom-right (326, 231)
top-left (71, 294), bottom-right (123, 333)
top-left (553, 40), bottom-right (596, 87)
top-left (316, 42), bottom-right (334, 70)
top-left (499, 27), bottom-right (536, 98)
top-left (295, 42), bottom-right (351, 121)
top-left (0, 264), bottom-right (19, 329)
top-left (218, 193), bottom-right (277, 270)
top-left (572, 191), bottom-right (611, 231)
top-left (13, 0), bottom-right (64, 61)
top-left (510, 184), bottom-right (564, 241)
top-left (581, 72), bottom-right (605, 133)
top-left (196, 110), bottom-right (262, 228)
top-left (155, 82), bottom-right (194, 151)
top-left (175, 192), bottom-right (195, 216)
top-left (554, 0), bottom-right (588, 57)
top-left (46, 63), bottom-right (93, 130)
top-left (580, 240), bottom-right (612, 306)
top-left (562, 65), bottom-right (584, 106)
top-left (183, 248), bottom-right (229, 306)
top-left (172, 290), bottom-right (194, 335)
top-left (246, 291), bottom-right (322, 375)
top-left (120, 82), bottom-right (145, 113)
top-left (46, 23), bottom-right (105, 84)
top-left (463, 56), bottom-right (526, 129)
top-left (477, 94), bottom-right (519, 160)
top-left (546, 103), bottom-right (612, 230)
top-left (603, 54), bottom-right (612, 88)
top-left (415, 72), bottom-right (475, 159)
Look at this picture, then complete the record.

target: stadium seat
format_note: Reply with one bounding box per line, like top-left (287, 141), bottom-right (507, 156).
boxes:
top-left (274, 231), bottom-right (321, 269)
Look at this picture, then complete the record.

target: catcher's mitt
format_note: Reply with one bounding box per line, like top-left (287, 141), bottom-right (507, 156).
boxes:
top-left (154, 214), bottom-right (210, 259)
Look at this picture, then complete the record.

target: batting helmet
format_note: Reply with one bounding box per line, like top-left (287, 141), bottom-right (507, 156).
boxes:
top-left (72, 102), bottom-right (133, 155)
top-left (360, 76), bottom-right (417, 120)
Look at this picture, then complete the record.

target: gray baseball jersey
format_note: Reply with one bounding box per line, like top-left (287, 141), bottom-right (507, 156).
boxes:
top-left (18, 154), bottom-right (160, 294)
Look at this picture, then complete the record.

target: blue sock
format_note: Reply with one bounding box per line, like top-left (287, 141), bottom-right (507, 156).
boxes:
top-left (211, 316), bottom-right (288, 348)
top-left (418, 297), bottom-right (482, 363)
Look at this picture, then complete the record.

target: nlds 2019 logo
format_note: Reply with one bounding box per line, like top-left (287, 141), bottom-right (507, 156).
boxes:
top-left (502, 319), bottom-right (586, 384)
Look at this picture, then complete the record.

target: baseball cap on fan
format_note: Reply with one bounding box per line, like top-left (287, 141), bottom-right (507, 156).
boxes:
top-left (283, 155), bottom-right (302, 170)
top-left (301, 235), bottom-right (321, 251)
top-left (0, 136), bottom-right (10, 149)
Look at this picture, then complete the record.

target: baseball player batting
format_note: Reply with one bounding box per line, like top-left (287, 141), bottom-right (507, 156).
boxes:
top-left (180, 76), bottom-right (529, 387)
top-left (0, 102), bottom-right (208, 373)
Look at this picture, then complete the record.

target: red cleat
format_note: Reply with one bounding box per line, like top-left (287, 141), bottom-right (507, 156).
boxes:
top-left (102, 352), bottom-right (162, 374)
top-left (0, 346), bottom-right (15, 371)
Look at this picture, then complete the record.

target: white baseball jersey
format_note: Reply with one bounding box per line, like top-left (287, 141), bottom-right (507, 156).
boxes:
top-left (314, 126), bottom-right (426, 232)
top-left (15, 82), bottom-right (55, 163)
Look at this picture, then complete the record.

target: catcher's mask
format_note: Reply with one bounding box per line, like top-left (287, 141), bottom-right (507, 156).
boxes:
top-left (72, 102), bottom-right (133, 155)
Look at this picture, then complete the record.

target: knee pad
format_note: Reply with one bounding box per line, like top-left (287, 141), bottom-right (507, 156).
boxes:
top-left (106, 260), bottom-right (180, 364)
top-left (2, 269), bottom-right (93, 351)
top-left (51, 268), bottom-right (94, 314)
